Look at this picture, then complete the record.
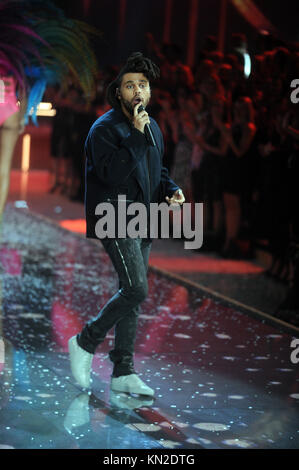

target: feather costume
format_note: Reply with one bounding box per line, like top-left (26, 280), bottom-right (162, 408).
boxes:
top-left (0, 0), bottom-right (46, 124)
top-left (0, 0), bottom-right (100, 125)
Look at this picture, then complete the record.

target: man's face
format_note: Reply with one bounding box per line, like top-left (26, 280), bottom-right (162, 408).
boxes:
top-left (117, 72), bottom-right (151, 116)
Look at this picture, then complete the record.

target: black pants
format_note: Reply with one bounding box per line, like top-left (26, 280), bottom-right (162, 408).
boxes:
top-left (77, 237), bottom-right (152, 377)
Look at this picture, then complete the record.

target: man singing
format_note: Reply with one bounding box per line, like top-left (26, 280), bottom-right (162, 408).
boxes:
top-left (68, 52), bottom-right (185, 396)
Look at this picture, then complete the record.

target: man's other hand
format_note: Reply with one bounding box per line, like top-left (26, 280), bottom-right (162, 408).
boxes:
top-left (165, 189), bottom-right (185, 206)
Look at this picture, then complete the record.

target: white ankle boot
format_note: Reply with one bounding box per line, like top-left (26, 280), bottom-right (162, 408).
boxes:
top-left (111, 373), bottom-right (155, 396)
top-left (68, 336), bottom-right (93, 389)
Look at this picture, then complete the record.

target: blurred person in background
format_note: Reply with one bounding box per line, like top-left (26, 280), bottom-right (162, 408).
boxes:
top-left (221, 96), bottom-right (257, 258)
top-left (194, 59), bottom-right (215, 91)
top-left (49, 84), bottom-right (76, 196)
top-left (196, 35), bottom-right (218, 64)
top-left (68, 87), bottom-right (97, 202)
top-left (157, 90), bottom-right (177, 172)
top-left (185, 95), bottom-right (228, 249)
top-left (146, 34), bottom-right (194, 93)
top-left (169, 86), bottom-right (194, 199)
top-left (218, 63), bottom-right (234, 122)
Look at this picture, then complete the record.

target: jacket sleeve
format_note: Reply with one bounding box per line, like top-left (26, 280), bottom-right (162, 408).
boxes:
top-left (161, 165), bottom-right (180, 198)
top-left (88, 123), bottom-right (149, 186)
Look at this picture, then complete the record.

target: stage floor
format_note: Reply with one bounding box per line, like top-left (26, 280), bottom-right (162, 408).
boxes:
top-left (0, 206), bottom-right (298, 449)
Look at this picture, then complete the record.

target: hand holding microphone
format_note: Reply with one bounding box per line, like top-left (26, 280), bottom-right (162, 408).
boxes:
top-left (133, 102), bottom-right (156, 146)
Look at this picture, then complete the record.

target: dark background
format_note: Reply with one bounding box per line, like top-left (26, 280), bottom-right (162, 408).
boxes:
top-left (53, 0), bottom-right (299, 67)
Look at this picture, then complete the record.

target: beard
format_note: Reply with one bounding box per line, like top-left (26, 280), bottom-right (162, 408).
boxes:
top-left (119, 94), bottom-right (150, 116)
top-left (120, 97), bottom-right (135, 116)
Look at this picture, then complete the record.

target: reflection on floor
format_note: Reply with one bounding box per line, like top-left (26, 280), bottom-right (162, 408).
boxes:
top-left (0, 207), bottom-right (298, 449)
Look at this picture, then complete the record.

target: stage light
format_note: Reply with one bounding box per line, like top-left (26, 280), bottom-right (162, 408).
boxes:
top-left (37, 102), bottom-right (52, 110)
top-left (29, 102), bottom-right (56, 117)
top-left (36, 109), bottom-right (56, 116)
top-left (244, 53), bottom-right (251, 78)
top-left (37, 102), bottom-right (56, 116)
top-left (20, 133), bottom-right (31, 200)
top-left (21, 134), bottom-right (31, 172)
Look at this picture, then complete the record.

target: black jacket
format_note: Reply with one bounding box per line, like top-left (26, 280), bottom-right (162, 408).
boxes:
top-left (84, 106), bottom-right (180, 239)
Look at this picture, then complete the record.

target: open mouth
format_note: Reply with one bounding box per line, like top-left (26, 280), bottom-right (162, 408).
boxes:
top-left (133, 97), bottom-right (142, 105)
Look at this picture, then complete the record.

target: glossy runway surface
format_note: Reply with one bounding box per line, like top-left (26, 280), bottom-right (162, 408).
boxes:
top-left (0, 207), bottom-right (298, 449)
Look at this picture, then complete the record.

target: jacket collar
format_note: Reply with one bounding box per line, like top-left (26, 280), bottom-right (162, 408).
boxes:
top-left (113, 106), bottom-right (134, 128)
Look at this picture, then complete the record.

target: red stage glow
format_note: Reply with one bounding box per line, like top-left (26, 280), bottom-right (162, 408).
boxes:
top-left (59, 219), bottom-right (86, 234)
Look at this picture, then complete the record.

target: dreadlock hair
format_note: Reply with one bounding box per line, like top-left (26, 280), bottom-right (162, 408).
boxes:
top-left (106, 52), bottom-right (160, 108)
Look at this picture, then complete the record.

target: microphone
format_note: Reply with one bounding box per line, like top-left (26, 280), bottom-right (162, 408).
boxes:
top-left (138, 104), bottom-right (156, 147)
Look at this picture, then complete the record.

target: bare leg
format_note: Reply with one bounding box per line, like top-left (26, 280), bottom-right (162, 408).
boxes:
top-left (0, 91), bottom-right (27, 218)
top-left (0, 111), bottom-right (23, 216)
